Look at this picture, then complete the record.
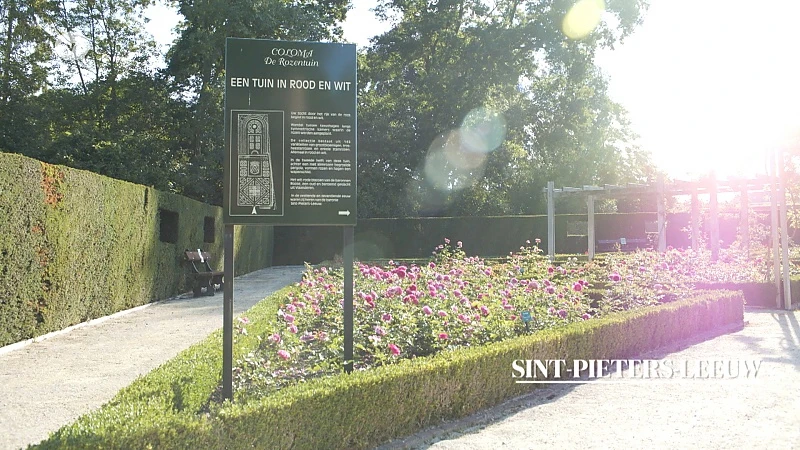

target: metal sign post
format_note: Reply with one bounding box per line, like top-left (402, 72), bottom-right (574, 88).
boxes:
top-left (343, 227), bottom-right (354, 373)
top-left (222, 224), bottom-right (234, 401)
top-left (222, 39), bottom-right (357, 401)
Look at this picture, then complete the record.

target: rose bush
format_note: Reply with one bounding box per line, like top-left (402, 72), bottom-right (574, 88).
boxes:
top-left (232, 239), bottom-right (774, 401)
top-left (233, 240), bottom-right (595, 400)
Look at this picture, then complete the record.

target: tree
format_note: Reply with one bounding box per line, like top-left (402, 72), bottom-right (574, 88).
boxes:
top-left (0, 0), bottom-right (57, 153)
top-left (50, 0), bottom-right (158, 124)
top-left (166, 0), bottom-right (349, 204)
top-left (357, 0), bottom-right (653, 217)
top-left (33, 71), bottom-right (190, 191)
top-left (3, 0), bottom-right (201, 193)
top-left (15, 0), bottom-right (186, 188)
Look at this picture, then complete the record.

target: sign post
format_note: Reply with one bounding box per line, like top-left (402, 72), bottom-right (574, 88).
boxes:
top-left (222, 224), bottom-right (234, 401)
top-left (521, 310), bottom-right (532, 333)
top-left (223, 38), bottom-right (357, 400)
top-left (343, 227), bottom-right (354, 373)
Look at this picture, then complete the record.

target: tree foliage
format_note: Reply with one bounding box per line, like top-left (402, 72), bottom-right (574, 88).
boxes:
top-left (1, 0), bottom-right (654, 217)
top-left (165, 0), bottom-right (349, 203)
top-left (357, 0), bottom-right (654, 217)
top-left (0, 0), bottom-right (57, 152)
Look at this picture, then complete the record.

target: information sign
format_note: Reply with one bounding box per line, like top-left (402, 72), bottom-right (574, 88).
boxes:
top-left (224, 39), bottom-right (357, 225)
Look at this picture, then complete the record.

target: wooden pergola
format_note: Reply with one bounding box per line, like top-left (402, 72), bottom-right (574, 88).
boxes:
top-left (544, 152), bottom-right (794, 310)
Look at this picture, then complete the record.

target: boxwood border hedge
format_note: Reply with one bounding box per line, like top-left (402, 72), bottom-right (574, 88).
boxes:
top-left (34, 288), bottom-right (744, 449)
top-left (695, 277), bottom-right (800, 308)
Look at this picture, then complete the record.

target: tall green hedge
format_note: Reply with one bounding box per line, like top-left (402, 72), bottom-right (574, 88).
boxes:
top-left (274, 213), bottom-right (676, 264)
top-left (694, 277), bottom-right (800, 309)
top-left (0, 152), bottom-right (273, 347)
top-left (34, 289), bottom-right (743, 449)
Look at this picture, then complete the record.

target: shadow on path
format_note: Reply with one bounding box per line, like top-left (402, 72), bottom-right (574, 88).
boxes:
top-left (379, 311), bottom-right (800, 449)
top-left (0, 265), bottom-right (304, 450)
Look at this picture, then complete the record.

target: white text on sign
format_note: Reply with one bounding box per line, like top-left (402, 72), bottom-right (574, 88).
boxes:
top-left (229, 78), bottom-right (351, 91)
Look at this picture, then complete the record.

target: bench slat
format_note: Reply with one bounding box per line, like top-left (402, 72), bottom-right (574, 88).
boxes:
top-left (183, 249), bottom-right (224, 297)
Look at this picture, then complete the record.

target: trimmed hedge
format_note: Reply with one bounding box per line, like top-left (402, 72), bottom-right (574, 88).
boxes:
top-left (0, 152), bottom-right (273, 347)
top-left (273, 213), bottom-right (700, 264)
top-left (34, 289), bottom-right (744, 449)
top-left (695, 277), bottom-right (800, 308)
top-left (695, 282), bottom-right (777, 308)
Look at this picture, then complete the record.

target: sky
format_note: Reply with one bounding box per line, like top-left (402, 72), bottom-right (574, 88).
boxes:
top-left (145, 0), bottom-right (800, 181)
top-left (594, 0), bottom-right (800, 180)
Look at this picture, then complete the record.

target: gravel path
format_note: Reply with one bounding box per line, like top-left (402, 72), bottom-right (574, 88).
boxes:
top-left (0, 265), bottom-right (304, 450)
top-left (380, 309), bottom-right (800, 449)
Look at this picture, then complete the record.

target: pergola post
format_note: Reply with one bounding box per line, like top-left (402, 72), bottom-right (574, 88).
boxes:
top-left (657, 176), bottom-right (666, 252)
top-left (691, 189), bottom-right (700, 251)
top-left (778, 149), bottom-right (792, 310)
top-left (547, 181), bottom-right (555, 259)
top-left (709, 173), bottom-right (720, 261)
top-left (740, 184), bottom-right (749, 257)
top-left (587, 194), bottom-right (595, 261)
top-left (770, 151), bottom-right (782, 308)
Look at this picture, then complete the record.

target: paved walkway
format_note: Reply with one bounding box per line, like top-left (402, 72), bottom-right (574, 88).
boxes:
top-left (0, 266), bottom-right (304, 450)
top-left (380, 309), bottom-right (800, 449)
top-left (2, 272), bottom-right (798, 450)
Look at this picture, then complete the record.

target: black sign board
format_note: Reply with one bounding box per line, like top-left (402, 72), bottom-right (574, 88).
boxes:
top-left (223, 38), bottom-right (357, 225)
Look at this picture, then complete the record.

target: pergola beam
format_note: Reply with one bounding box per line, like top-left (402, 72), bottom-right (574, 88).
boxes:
top-left (657, 176), bottom-right (666, 252)
top-left (740, 184), bottom-right (749, 257)
top-left (709, 174), bottom-right (720, 261)
top-left (778, 149), bottom-right (792, 309)
top-left (587, 195), bottom-right (596, 260)
top-left (691, 189), bottom-right (700, 251)
top-left (547, 181), bottom-right (555, 259)
top-left (770, 151), bottom-right (782, 308)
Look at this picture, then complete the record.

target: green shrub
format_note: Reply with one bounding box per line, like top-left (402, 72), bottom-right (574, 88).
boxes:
top-left (35, 289), bottom-right (744, 449)
top-left (694, 282), bottom-right (778, 308)
top-left (0, 152), bottom-right (273, 347)
top-left (273, 214), bottom-right (668, 264)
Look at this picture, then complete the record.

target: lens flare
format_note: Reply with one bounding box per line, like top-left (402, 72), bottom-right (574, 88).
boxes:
top-left (421, 107), bottom-right (505, 195)
top-left (423, 131), bottom-right (487, 192)
top-left (562, 0), bottom-right (605, 40)
top-left (423, 133), bottom-right (459, 192)
top-left (445, 132), bottom-right (487, 171)
top-left (460, 107), bottom-right (507, 154)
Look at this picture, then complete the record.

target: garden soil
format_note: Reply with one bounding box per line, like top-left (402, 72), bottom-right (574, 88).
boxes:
top-left (0, 265), bottom-right (304, 450)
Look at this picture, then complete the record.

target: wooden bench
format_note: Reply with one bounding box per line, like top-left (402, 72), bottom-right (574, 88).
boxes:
top-left (596, 238), bottom-right (651, 253)
top-left (184, 249), bottom-right (224, 297)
